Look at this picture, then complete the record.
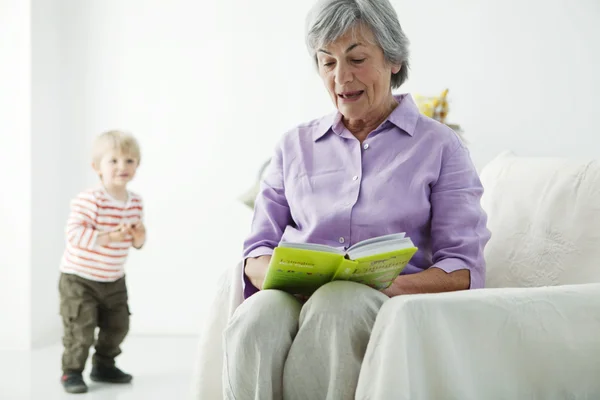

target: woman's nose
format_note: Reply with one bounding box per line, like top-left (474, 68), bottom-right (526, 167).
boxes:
top-left (334, 64), bottom-right (353, 85)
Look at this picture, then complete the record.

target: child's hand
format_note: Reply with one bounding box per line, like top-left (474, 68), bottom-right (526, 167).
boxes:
top-left (130, 221), bottom-right (146, 249)
top-left (108, 224), bottom-right (132, 242)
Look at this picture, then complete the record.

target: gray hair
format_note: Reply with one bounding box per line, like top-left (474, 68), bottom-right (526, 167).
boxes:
top-left (306, 0), bottom-right (410, 89)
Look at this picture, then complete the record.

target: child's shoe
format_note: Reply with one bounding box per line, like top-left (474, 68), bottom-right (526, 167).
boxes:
top-left (90, 365), bottom-right (133, 383)
top-left (61, 372), bottom-right (88, 393)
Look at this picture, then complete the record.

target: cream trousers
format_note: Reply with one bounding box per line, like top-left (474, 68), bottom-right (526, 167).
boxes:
top-left (222, 281), bottom-right (388, 400)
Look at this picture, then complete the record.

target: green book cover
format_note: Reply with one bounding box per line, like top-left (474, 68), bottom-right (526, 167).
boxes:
top-left (262, 233), bottom-right (418, 296)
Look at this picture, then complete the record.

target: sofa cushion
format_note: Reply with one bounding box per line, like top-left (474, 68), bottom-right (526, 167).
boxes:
top-left (480, 151), bottom-right (600, 288)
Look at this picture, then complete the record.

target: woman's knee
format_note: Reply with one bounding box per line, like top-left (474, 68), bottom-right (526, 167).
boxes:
top-left (305, 281), bottom-right (388, 317)
top-left (226, 289), bottom-right (301, 336)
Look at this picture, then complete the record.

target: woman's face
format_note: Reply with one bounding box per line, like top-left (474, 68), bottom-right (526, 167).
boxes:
top-left (316, 25), bottom-right (401, 121)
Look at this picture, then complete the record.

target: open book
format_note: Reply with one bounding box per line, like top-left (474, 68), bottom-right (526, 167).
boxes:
top-left (262, 233), bottom-right (418, 296)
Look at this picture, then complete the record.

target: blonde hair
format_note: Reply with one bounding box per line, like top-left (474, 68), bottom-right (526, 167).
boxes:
top-left (92, 130), bottom-right (141, 164)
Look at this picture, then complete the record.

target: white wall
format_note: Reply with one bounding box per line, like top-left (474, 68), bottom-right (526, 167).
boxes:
top-left (0, 0), bottom-right (84, 350)
top-left (53, 0), bottom-right (600, 336)
top-left (393, 0), bottom-right (600, 169)
top-left (0, 0), bottom-right (32, 351)
top-left (30, 0), bottom-right (80, 348)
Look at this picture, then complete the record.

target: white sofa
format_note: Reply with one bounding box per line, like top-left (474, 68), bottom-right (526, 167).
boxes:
top-left (191, 152), bottom-right (600, 399)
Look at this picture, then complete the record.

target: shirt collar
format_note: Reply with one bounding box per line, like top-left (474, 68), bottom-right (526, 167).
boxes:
top-left (312, 112), bottom-right (338, 142)
top-left (312, 93), bottom-right (420, 142)
top-left (386, 94), bottom-right (420, 136)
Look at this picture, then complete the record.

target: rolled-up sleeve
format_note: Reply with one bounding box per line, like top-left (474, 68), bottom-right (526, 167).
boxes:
top-left (429, 144), bottom-right (491, 289)
top-left (242, 141), bottom-right (293, 297)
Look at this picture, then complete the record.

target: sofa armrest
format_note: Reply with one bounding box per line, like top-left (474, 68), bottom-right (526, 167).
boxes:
top-left (356, 284), bottom-right (600, 400)
top-left (190, 262), bottom-right (244, 400)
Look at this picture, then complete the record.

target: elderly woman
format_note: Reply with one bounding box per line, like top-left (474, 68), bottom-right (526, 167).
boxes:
top-left (224, 0), bottom-right (491, 399)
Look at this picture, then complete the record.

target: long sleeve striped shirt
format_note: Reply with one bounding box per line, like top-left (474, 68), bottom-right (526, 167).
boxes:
top-left (59, 188), bottom-right (143, 282)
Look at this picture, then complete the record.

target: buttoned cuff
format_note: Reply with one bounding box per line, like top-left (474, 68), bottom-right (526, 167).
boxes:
top-left (432, 258), bottom-right (481, 289)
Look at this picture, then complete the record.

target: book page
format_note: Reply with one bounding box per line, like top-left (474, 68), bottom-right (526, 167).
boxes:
top-left (346, 233), bottom-right (406, 254)
top-left (279, 242), bottom-right (345, 255)
top-left (347, 236), bottom-right (413, 260)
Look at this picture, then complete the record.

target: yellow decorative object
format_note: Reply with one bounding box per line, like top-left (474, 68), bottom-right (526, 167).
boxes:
top-left (414, 88), bottom-right (464, 141)
top-left (414, 88), bottom-right (450, 124)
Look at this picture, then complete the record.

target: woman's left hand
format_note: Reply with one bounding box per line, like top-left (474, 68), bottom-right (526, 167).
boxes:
top-left (381, 284), bottom-right (397, 298)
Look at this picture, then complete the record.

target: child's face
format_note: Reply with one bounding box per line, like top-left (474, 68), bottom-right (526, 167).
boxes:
top-left (93, 149), bottom-right (139, 189)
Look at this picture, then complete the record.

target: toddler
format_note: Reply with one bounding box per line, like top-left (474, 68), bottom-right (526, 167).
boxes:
top-left (58, 130), bottom-right (146, 394)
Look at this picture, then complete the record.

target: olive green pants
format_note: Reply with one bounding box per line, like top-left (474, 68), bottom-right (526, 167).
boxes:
top-left (59, 273), bottom-right (130, 374)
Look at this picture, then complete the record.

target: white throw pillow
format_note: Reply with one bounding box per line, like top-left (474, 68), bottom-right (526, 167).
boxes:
top-left (480, 151), bottom-right (600, 288)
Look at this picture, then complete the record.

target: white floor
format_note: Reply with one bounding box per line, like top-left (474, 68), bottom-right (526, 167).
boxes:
top-left (0, 336), bottom-right (199, 400)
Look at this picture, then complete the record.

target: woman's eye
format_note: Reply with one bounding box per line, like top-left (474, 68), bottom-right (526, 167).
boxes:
top-left (352, 58), bottom-right (366, 64)
top-left (110, 159), bottom-right (117, 164)
top-left (323, 62), bottom-right (335, 67)
top-left (126, 159), bottom-right (134, 164)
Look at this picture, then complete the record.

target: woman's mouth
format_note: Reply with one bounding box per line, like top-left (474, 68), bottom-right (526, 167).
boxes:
top-left (338, 90), bottom-right (364, 102)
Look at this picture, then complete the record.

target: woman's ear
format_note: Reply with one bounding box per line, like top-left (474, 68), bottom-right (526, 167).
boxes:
top-left (391, 63), bottom-right (402, 75)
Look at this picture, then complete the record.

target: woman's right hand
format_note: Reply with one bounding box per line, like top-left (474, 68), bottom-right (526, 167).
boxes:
top-left (244, 255), bottom-right (271, 290)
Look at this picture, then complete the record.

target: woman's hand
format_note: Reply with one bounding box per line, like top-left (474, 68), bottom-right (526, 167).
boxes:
top-left (244, 255), bottom-right (271, 290)
top-left (381, 268), bottom-right (471, 297)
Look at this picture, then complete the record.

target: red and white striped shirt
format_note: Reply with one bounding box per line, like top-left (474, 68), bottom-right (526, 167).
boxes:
top-left (60, 188), bottom-right (144, 282)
